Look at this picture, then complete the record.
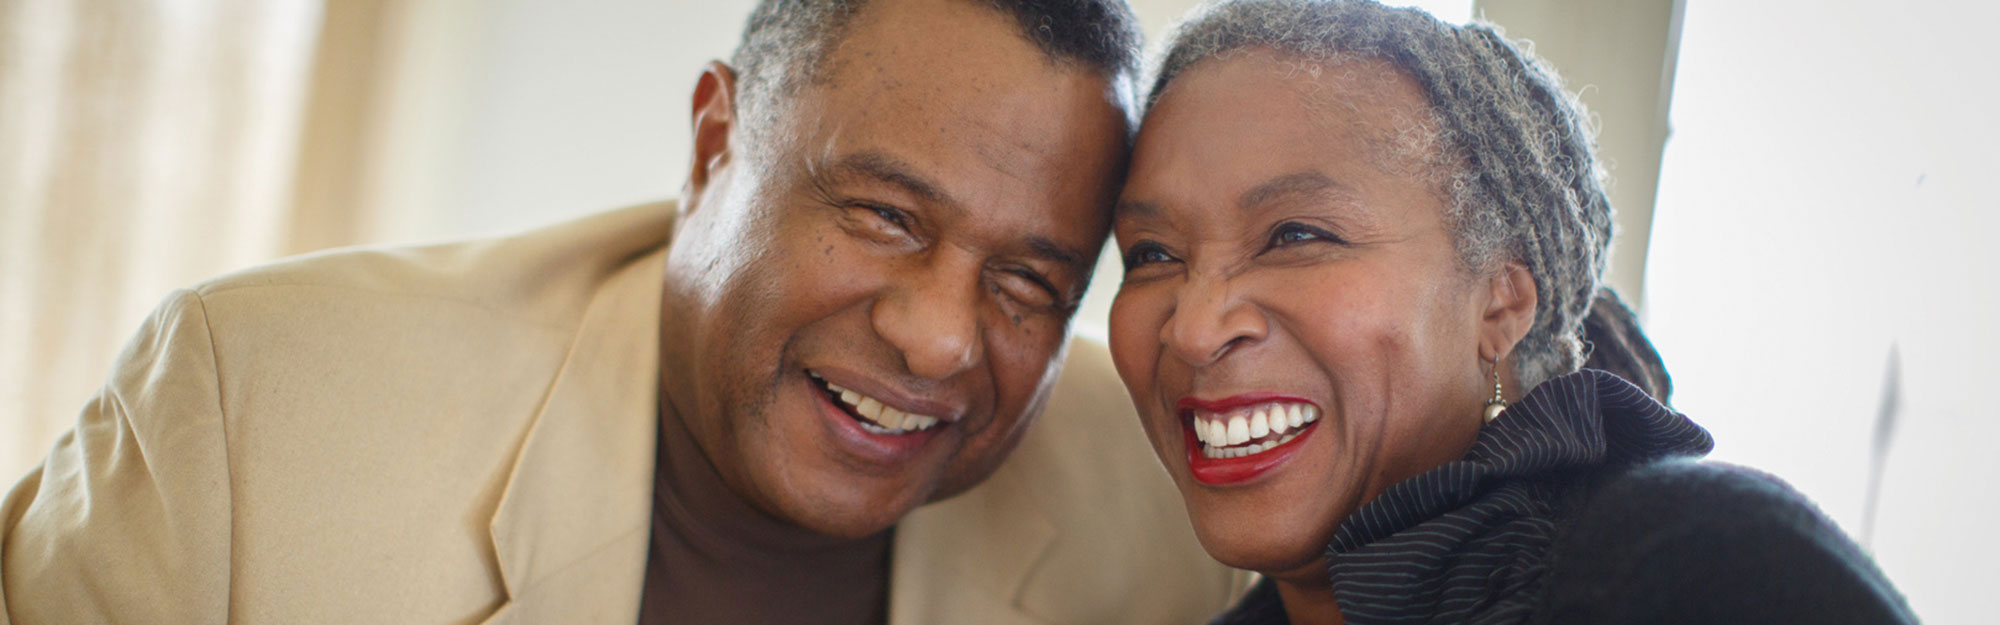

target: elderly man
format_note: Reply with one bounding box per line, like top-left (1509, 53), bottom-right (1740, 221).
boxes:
top-left (0, 1), bottom-right (1238, 623)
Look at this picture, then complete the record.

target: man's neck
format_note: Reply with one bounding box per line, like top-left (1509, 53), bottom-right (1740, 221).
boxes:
top-left (637, 398), bottom-right (891, 625)
top-left (652, 399), bottom-right (892, 555)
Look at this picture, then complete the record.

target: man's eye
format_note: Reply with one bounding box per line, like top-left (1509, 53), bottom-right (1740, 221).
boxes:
top-left (991, 269), bottom-right (1062, 311)
top-left (1267, 222), bottom-right (1339, 248)
top-left (1123, 242), bottom-right (1176, 271)
top-left (854, 202), bottom-right (912, 232)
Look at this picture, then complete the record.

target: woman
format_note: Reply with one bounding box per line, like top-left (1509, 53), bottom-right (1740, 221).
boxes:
top-left (1108, 1), bottom-right (1914, 623)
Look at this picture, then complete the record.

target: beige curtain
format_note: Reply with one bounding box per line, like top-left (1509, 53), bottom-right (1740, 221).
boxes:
top-left (0, 0), bottom-right (425, 479)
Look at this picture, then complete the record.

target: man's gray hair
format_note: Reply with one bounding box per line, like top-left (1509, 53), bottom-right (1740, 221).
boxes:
top-left (730, 0), bottom-right (1145, 132)
top-left (1151, 0), bottom-right (1613, 388)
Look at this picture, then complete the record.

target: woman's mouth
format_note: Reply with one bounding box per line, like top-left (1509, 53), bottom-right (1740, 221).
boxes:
top-left (1177, 395), bottom-right (1321, 485)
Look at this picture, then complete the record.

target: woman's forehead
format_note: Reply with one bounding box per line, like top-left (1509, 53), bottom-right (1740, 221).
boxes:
top-left (1122, 53), bottom-right (1450, 219)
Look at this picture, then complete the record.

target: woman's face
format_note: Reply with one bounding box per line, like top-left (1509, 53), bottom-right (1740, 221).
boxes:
top-left (1109, 53), bottom-right (1496, 582)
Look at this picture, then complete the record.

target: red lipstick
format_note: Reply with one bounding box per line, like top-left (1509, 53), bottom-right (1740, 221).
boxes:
top-left (1178, 393), bottom-right (1320, 486)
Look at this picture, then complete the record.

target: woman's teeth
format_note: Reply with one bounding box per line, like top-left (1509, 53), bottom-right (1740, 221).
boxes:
top-left (1192, 402), bottom-right (1318, 459)
top-left (822, 379), bottom-right (942, 434)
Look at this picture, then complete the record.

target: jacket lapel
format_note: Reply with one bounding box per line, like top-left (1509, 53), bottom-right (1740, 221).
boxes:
top-left (480, 209), bottom-right (673, 624)
top-left (888, 456), bottom-right (1056, 625)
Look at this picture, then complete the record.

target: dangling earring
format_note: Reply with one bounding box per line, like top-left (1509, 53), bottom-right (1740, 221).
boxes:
top-left (1483, 366), bottom-right (1507, 423)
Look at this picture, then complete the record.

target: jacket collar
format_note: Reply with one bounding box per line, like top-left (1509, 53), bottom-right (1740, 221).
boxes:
top-left (481, 204), bottom-right (673, 624)
top-left (888, 436), bottom-right (1057, 625)
top-left (474, 200), bottom-right (1063, 624)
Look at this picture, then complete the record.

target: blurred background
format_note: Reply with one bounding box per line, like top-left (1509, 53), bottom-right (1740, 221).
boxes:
top-left (2, 0), bottom-right (1993, 621)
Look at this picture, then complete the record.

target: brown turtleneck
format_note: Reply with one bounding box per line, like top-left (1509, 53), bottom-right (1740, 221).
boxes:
top-left (636, 401), bottom-right (892, 624)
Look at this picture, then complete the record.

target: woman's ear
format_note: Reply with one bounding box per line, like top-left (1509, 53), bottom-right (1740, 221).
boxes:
top-left (684, 61), bottom-right (739, 211)
top-left (1479, 261), bottom-right (1538, 366)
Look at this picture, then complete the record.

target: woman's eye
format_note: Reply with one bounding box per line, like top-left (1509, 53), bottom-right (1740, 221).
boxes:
top-left (1123, 242), bottom-right (1176, 270)
top-left (1268, 222), bottom-right (1338, 248)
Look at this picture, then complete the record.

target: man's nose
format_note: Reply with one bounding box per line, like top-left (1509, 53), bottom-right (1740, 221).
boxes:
top-left (873, 257), bottom-right (984, 381)
top-left (1161, 274), bottom-right (1266, 368)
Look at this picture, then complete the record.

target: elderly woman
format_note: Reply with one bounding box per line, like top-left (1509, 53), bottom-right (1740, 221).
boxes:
top-left (1108, 1), bottom-right (1915, 623)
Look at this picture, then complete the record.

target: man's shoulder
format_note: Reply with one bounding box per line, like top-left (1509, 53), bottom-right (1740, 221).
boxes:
top-left (164, 200), bottom-right (676, 448)
top-left (189, 201), bottom-right (676, 329)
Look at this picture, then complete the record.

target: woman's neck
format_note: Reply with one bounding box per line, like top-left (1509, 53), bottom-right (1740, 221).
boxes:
top-left (1273, 572), bottom-right (1346, 625)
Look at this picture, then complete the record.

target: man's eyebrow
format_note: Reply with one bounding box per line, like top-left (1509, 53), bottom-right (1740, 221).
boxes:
top-left (1239, 171), bottom-right (1339, 209)
top-left (1025, 236), bottom-right (1087, 271)
top-left (825, 151), bottom-right (953, 207)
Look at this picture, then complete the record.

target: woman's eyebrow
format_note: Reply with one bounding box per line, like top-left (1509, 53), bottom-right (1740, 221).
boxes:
top-left (1238, 171), bottom-right (1340, 209)
top-left (1114, 198), bottom-right (1161, 220)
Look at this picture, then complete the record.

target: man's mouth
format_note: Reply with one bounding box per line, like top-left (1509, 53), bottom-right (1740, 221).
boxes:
top-left (1187, 401), bottom-right (1320, 459)
top-left (809, 372), bottom-right (944, 435)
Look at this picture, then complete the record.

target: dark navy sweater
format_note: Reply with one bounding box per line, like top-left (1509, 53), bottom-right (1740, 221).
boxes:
top-left (1210, 370), bottom-right (1917, 625)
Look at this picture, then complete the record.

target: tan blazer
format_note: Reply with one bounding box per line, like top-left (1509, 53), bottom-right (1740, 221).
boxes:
top-left (0, 202), bottom-right (1240, 625)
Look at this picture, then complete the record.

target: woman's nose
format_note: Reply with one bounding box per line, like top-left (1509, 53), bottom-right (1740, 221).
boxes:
top-left (1161, 275), bottom-right (1266, 368)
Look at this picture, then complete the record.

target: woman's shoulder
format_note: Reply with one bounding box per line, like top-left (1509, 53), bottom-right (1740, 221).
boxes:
top-left (1573, 459), bottom-right (1823, 528)
top-left (1532, 459), bottom-right (1917, 625)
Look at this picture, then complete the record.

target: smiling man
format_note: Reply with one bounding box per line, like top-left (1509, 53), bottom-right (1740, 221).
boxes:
top-left (0, 1), bottom-right (1237, 623)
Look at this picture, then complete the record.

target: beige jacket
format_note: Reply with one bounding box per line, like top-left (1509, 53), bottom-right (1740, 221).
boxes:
top-left (0, 202), bottom-right (1239, 624)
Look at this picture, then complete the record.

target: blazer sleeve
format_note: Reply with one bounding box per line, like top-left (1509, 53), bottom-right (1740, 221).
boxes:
top-left (0, 290), bottom-right (233, 624)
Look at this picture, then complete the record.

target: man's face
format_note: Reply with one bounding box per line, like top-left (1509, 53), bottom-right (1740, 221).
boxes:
top-left (662, 0), bottom-right (1129, 539)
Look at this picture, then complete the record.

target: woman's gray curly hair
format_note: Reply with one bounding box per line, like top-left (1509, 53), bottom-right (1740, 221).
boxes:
top-left (1150, 0), bottom-right (1613, 388)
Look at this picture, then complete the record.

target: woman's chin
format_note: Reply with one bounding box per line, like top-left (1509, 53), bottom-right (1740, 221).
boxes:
top-left (1188, 508), bottom-right (1332, 577)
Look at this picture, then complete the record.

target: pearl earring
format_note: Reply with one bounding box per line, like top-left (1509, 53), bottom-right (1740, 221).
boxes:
top-left (1483, 366), bottom-right (1507, 423)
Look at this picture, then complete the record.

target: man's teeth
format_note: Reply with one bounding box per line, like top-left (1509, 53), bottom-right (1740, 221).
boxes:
top-left (1192, 402), bottom-right (1319, 458)
top-left (824, 380), bottom-right (941, 434)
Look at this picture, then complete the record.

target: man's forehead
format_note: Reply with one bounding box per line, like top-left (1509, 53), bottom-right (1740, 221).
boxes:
top-left (809, 148), bottom-right (1103, 269)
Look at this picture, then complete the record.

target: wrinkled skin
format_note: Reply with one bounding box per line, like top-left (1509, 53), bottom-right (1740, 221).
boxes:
top-left (1110, 51), bottom-right (1537, 622)
top-left (661, 0), bottom-right (1130, 540)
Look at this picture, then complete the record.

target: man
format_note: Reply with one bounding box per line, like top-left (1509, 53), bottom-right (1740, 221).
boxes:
top-left (0, 0), bottom-right (1239, 623)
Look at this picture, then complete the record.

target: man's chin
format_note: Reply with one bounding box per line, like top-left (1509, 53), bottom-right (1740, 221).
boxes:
top-left (778, 490), bottom-right (931, 539)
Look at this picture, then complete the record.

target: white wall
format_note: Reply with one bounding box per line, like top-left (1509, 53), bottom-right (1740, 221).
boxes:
top-left (435, 1), bottom-right (755, 236)
top-left (1645, 1), bottom-right (2000, 622)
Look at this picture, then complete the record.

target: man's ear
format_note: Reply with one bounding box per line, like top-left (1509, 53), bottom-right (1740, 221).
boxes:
top-left (684, 61), bottom-right (739, 209)
top-left (1479, 261), bottom-right (1539, 367)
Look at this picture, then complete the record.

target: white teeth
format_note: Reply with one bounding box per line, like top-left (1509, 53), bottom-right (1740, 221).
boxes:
top-left (1192, 402), bottom-right (1319, 460)
top-left (819, 377), bottom-right (943, 434)
top-left (1226, 416), bottom-right (1250, 445)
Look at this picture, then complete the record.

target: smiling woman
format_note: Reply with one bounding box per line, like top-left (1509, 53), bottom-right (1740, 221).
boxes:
top-left (1109, 1), bottom-right (1919, 624)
